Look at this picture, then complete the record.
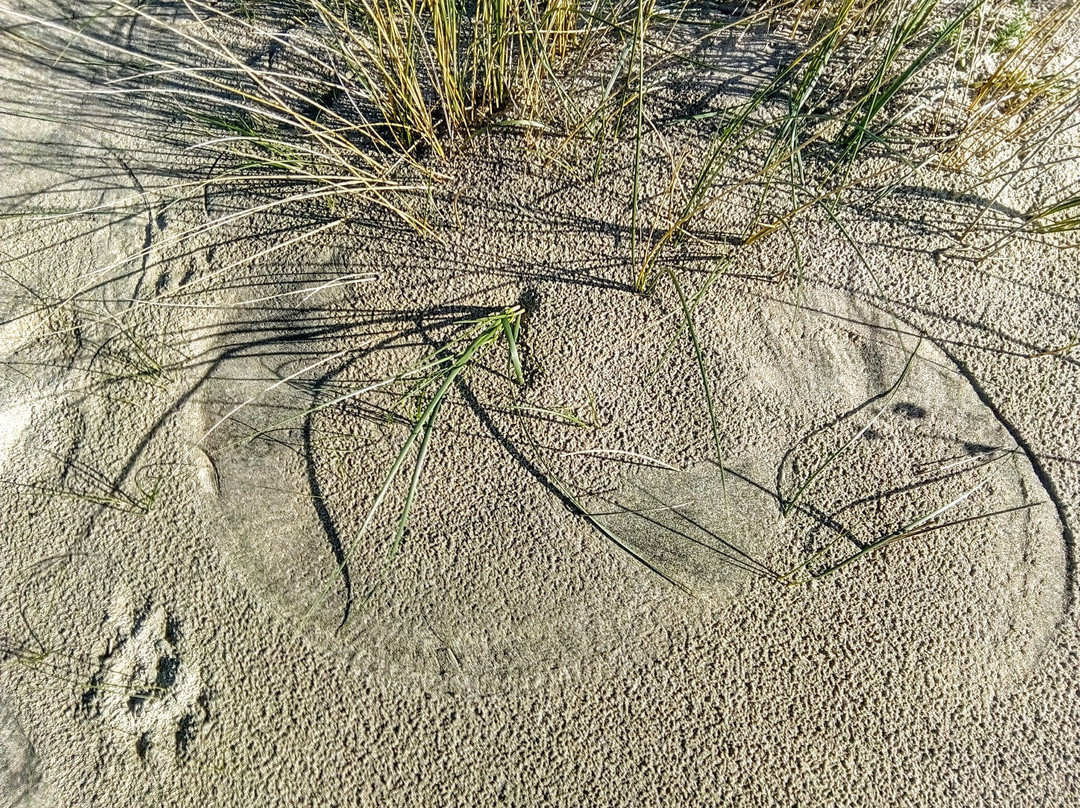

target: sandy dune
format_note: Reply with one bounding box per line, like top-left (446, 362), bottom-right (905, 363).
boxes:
top-left (1, 2), bottom-right (1078, 805)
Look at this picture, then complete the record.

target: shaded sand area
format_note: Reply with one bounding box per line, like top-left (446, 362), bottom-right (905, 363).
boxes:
top-left (1, 1), bottom-right (1078, 805)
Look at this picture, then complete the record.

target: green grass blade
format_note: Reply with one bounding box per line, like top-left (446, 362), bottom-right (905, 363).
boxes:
top-left (665, 266), bottom-right (726, 510)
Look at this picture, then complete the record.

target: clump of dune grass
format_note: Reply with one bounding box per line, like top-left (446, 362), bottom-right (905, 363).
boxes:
top-left (945, 0), bottom-right (1080, 169)
top-left (1, 0), bottom-right (591, 236)
top-left (631, 0), bottom-right (1080, 286)
top-left (631, 0), bottom-right (971, 288)
top-left (833, 0), bottom-right (982, 172)
top-left (285, 0), bottom-right (589, 158)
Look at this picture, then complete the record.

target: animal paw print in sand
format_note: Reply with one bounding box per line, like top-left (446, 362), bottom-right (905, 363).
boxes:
top-left (82, 593), bottom-right (208, 765)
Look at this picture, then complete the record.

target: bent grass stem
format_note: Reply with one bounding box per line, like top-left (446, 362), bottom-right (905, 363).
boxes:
top-left (303, 305), bottom-right (525, 626)
top-left (782, 338), bottom-right (921, 518)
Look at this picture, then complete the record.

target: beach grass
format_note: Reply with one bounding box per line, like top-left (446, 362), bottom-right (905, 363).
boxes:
top-left (3, 0), bottom-right (1079, 597)
top-left (302, 305), bottom-right (526, 622)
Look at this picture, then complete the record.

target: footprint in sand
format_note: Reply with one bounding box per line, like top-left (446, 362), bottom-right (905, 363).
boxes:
top-left (81, 593), bottom-right (209, 766)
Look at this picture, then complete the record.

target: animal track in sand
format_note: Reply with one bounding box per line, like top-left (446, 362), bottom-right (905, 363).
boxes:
top-left (81, 592), bottom-right (209, 766)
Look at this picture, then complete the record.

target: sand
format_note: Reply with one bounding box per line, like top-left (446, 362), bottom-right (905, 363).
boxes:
top-left (1, 2), bottom-right (1078, 805)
